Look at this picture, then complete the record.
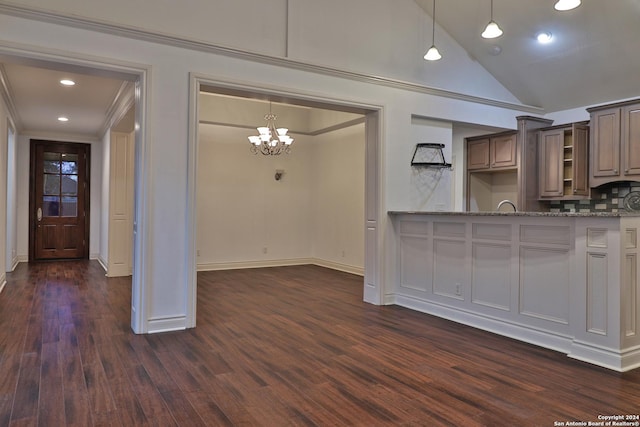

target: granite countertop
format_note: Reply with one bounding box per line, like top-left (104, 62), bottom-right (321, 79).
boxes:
top-left (388, 210), bottom-right (640, 217)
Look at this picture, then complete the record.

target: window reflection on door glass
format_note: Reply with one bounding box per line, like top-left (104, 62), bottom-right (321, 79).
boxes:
top-left (43, 152), bottom-right (60, 173)
top-left (44, 175), bottom-right (60, 195)
top-left (61, 175), bottom-right (78, 196)
top-left (43, 196), bottom-right (60, 217)
top-left (61, 154), bottom-right (78, 174)
top-left (61, 196), bottom-right (77, 217)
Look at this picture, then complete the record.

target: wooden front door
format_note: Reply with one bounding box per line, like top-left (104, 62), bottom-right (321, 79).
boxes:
top-left (30, 140), bottom-right (90, 260)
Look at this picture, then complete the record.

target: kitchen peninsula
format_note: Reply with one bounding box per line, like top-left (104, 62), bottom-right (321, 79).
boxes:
top-left (388, 211), bottom-right (640, 372)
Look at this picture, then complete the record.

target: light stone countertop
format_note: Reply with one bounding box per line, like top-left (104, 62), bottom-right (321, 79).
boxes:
top-left (388, 210), bottom-right (640, 217)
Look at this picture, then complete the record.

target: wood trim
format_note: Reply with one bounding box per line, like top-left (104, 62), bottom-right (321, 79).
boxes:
top-left (587, 97), bottom-right (640, 112)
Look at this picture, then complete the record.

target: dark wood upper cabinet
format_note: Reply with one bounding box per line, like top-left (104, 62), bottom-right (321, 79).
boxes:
top-left (466, 132), bottom-right (517, 171)
top-left (538, 123), bottom-right (589, 200)
top-left (588, 100), bottom-right (640, 187)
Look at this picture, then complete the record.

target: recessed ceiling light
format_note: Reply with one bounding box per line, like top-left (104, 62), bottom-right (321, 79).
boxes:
top-left (554, 0), bottom-right (581, 11)
top-left (60, 79), bottom-right (75, 86)
top-left (58, 116), bottom-right (69, 122)
top-left (537, 31), bottom-right (553, 44)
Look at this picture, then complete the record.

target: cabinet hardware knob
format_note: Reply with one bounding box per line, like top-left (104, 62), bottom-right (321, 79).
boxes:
top-left (625, 169), bottom-right (629, 173)
top-left (614, 169), bottom-right (618, 173)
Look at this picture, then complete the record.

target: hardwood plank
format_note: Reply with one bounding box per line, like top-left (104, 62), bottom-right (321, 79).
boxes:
top-left (38, 342), bottom-right (66, 426)
top-left (82, 362), bottom-right (116, 415)
top-left (10, 353), bottom-right (40, 423)
top-left (1, 261), bottom-right (640, 426)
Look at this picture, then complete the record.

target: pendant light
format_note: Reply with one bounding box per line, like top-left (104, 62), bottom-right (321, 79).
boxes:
top-left (481, 0), bottom-right (503, 39)
top-left (423, 0), bottom-right (442, 61)
top-left (554, 0), bottom-right (581, 11)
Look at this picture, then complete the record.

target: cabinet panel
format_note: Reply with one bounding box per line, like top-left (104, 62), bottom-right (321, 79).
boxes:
top-left (623, 104), bottom-right (640, 176)
top-left (539, 130), bottom-right (563, 197)
top-left (491, 134), bottom-right (517, 168)
top-left (467, 138), bottom-right (490, 170)
top-left (591, 109), bottom-right (620, 178)
top-left (538, 124), bottom-right (589, 200)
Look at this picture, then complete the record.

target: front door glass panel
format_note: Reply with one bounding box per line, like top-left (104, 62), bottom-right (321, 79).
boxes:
top-left (42, 151), bottom-right (79, 218)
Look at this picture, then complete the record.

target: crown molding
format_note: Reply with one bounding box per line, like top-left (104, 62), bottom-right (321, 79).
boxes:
top-left (99, 80), bottom-right (135, 137)
top-left (0, 63), bottom-right (23, 130)
top-left (0, 2), bottom-right (545, 115)
top-left (19, 130), bottom-right (100, 143)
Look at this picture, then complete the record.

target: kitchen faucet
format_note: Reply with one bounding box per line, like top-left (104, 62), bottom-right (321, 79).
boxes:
top-left (497, 199), bottom-right (517, 212)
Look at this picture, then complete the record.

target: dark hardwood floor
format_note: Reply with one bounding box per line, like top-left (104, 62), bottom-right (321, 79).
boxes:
top-left (1, 261), bottom-right (639, 426)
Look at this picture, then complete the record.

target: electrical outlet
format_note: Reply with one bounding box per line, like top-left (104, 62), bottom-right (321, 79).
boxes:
top-left (263, 247), bottom-right (268, 254)
top-left (455, 283), bottom-right (461, 296)
top-left (197, 250), bottom-right (200, 257)
top-left (341, 250), bottom-right (346, 258)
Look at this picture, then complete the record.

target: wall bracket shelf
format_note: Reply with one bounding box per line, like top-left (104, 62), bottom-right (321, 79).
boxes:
top-left (410, 143), bottom-right (451, 168)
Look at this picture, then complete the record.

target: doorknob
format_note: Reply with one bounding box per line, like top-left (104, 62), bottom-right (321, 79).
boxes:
top-left (37, 207), bottom-right (42, 221)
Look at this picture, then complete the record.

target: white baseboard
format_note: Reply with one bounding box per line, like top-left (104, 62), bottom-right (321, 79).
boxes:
top-left (197, 257), bottom-right (364, 276)
top-left (147, 315), bottom-right (188, 333)
top-left (197, 258), bottom-right (315, 272)
top-left (311, 259), bottom-right (364, 276)
top-left (569, 341), bottom-right (640, 372)
top-left (10, 257), bottom-right (19, 272)
top-left (0, 273), bottom-right (6, 295)
top-left (16, 255), bottom-right (28, 263)
top-left (96, 256), bottom-right (108, 274)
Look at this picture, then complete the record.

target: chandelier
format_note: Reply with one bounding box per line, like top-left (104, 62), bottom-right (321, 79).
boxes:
top-left (247, 103), bottom-right (294, 155)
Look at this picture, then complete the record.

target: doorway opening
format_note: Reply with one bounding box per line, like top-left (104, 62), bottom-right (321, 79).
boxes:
top-left (0, 47), bottom-right (148, 332)
top-left (186, 78), bottom-right (382, 328)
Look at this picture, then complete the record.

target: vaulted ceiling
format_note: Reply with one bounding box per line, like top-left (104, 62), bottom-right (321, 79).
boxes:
top-left (1, 0), bottom-right (639, 139)
top-left (414, 0), bottom-right (640, 112)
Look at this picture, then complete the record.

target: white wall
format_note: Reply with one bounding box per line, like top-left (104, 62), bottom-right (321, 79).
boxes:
top-left (0, 3), bottom-right (536, 332)
top-left (0, 97), bottom-right (8, 286)
top-left (402, 117), bottom-right (453, 211)
top-left (312, 123), bottom-right (365, 272)
top-left (99, 130), bottom-right (111, 267)
top-left (7, 0), bottom-right (522, 107)
top-left (197, 122), bottom-right (365, 273)
top-left (5, 122), bottom-right (17, 271)
top-left (89, 139), bottom-right (102, 259)
top-left (15, 135), bottom-right (29, 261)
top-left (197, 124), bottom-right (314, 267)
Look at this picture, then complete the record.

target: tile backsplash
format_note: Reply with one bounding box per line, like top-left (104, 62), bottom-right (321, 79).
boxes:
top-left (546, 182), bottom-right (640, 213)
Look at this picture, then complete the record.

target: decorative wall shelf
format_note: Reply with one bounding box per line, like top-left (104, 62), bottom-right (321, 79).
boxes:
top-left (410, 143), bottom-right (451, 168)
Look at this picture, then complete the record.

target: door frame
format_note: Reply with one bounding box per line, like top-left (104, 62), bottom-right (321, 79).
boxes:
top-left (28, 139), bottom-right (91, 261)
top-left (187, 74), bottom-right (384, 330)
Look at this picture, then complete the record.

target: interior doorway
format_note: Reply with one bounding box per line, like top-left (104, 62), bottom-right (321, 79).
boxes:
top-left (29, 140), bottom-right (90, 260)
top-left (186, 77), bottom-right (382, 329)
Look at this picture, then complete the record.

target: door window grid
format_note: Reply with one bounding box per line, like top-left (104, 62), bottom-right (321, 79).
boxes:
top-left (42, 152), bottom-right (78, 217)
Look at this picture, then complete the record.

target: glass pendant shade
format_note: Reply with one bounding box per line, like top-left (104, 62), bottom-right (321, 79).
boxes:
top-left (482, 21), bottom-right (503, 39)
top-left (247, 105), bottom-right (294, 155)
top-left (482, 0), bottom-right (503, 39)
top-left (424, 0), bottom-right (441, 61)
top-left (554, 0), bottom-right (581, 11)
top-left (424, 46), bottom-right (442, 61)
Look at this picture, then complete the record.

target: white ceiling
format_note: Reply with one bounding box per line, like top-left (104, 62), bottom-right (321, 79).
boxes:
top-left (0, 62), bottom-right (129, 139)
top-left (1, 0), bottom-right (639, 138)
top-left (414, 0), bottom-right (640, 112)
